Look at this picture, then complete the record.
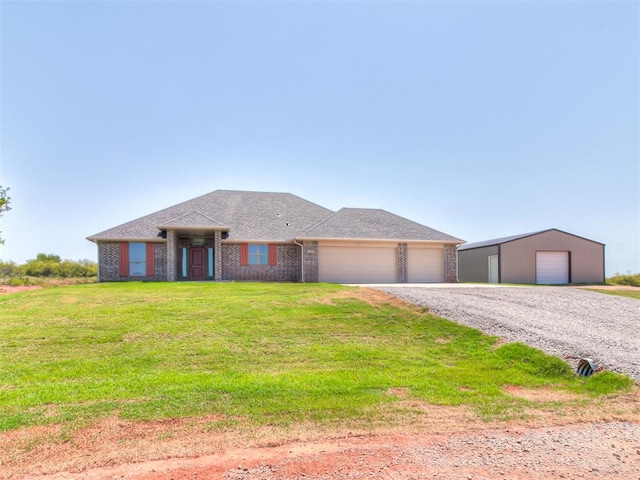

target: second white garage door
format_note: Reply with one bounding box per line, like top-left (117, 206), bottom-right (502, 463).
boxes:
top-left (318, 245), bottom-right (397, 283)
top-left (407, 247), bottom-right (444, 282)
top-left (536, 251), bottom-right (569, 284)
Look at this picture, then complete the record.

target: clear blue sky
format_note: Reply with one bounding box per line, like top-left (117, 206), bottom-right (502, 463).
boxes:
top-left (1, 1), bottom-right (638, 276)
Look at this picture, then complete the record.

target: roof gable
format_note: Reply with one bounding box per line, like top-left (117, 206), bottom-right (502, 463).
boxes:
top-left (299, 208), bottom-right (463, 243)
top-left (159, 211), bottom-right (225, 228)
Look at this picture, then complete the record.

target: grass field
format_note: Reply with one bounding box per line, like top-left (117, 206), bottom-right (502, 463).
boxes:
top-left (593, 289), bottom-right (640, 300)
top-left (0, 282), bottom-right (632, 433)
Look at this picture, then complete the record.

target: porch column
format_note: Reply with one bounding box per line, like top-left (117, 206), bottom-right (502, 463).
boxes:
top-left (167, 229), bottom-right (178, 281)
top-left (214, 230), bottom-right (222, 280)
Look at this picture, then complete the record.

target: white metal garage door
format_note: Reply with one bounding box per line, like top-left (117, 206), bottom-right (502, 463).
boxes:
top-left (536, 251), bottom-right (569, 284)
top-left (318, 246), bottom-right (397, 283)
top-left (407, 247), bottom-right (443, 282)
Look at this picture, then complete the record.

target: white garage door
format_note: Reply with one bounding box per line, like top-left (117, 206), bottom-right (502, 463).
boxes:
top-left (318, 246), bottom-right (397, 283)
top-left (407, 248), bottom-right (443, 283)
top-left (536, 251), bottom-right (569, 284)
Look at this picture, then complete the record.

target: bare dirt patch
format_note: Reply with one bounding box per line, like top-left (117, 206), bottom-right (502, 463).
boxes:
top-left (502, 385), bottom-right (583, 402)
top-left (0, 285), bottom-right (42, 294)
top-left (298, 288), bottom-right (425, 313)
top-left (3, 389), bottom-right (639, 480)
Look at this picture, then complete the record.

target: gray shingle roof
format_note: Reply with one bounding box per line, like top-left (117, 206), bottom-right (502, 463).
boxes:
top-left (87, 190), bottom-right (334, 242)
top-left (88, 190), bottom-right (463, 244)
top-left (299, 208), bottom-right (463, 243)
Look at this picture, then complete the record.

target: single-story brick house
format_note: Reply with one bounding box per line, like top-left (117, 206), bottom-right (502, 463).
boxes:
top-left (457, 228), bottom-right (605, 284)
top-left (87, 190), bottom-right (463, 283)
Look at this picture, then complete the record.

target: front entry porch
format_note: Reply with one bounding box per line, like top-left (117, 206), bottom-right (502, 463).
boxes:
top-left (164, 229), bottom-right (224, 281)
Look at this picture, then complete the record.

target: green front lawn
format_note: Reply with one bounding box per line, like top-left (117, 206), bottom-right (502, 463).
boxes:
top-left (0, 282), bottom-right (631, 431)
top-left (592, 289), bottom-right (640, 300)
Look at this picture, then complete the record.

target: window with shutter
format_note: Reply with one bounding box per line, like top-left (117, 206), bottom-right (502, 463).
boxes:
top-left (240, 244), bottom-right (276, 266)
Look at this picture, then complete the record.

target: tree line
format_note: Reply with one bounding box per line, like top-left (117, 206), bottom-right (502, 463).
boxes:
top-left (0, 253), bottom-right (97, 278)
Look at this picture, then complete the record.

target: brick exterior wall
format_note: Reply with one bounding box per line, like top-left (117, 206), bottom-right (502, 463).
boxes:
top-left (444, 244), bottom-right (458, 283)
top-left (167, 231), bottom-right (177, 281)
top-left (214, 231), bottom-right (222, 280)
top-left (302, 241), bottom-right (318, 283)
top-left (397, 243), bottom-right (408, 283)
top-left (154, 243), bottom-right (168, 280)
top-left (97, 238), bottom-right (458, 284)
top-left (97, 242), bottom-right (120, 281)
top-left (97, 241), bottom-right (167, 281)
top-left (221, 243), bottom-right (300, 282)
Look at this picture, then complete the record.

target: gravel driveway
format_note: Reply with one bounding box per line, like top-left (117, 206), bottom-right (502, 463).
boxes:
top-left (374, 286), bottom-right (639, 381)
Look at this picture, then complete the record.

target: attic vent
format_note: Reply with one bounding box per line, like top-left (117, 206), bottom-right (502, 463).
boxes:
top-left (276, 213), bottom-right (282, 217)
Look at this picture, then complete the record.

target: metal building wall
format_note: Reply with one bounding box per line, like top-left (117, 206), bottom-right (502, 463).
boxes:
top-left (500, 230), bottom-right (604, 284)
top-left (458, 245), bottom-right (499, 283)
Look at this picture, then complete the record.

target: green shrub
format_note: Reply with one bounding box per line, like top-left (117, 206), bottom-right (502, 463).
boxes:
top-left (1, 254), bottom-right (97, 281)
top-left (24, 260), bottom-right (59, 277)
top-left (0, 260), bottom-right (23, 277)
top-left (606, 273), bottom-right (640, 287)
top-left (36, 253), bottom-right (61, 263)
top-left (8, 276), bottom-right (30, 287)
top-left (22, 255), bottom-right (97, 278)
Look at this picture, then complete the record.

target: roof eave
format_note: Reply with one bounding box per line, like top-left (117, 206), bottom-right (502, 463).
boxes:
top-left (222, 239), bottom-right (295, 244)
top-left (87, 236), bottom-right (167, 243)
top-left (295, 236), bottom-right (464, 244)
top-left (156, 225), bottom-right (231, 231)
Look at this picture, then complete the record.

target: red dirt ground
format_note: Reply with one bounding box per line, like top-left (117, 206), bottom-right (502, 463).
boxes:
top-left (2, 389), bottom-right (639, 480)
top-left (0, 285), bottom-right (42, 294)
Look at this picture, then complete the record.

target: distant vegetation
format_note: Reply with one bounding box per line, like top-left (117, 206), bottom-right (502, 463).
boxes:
top-left (607, 272), bottom-right (640, 288)
top-left (0, 253), bottom-right (97, 285)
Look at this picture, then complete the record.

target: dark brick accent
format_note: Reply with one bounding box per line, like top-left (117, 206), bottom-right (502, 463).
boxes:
top-left (221, 243), bottom-right (300, 282)
top-left (444, 244), bottom-right (458, 282)
top-left (302, 241), bottom-right (318, 282)
top-left (167, 231), bottom-right (177, 281)
top-left (397, 243), bottom-right (408, 283)
top-left (154, 243), bottom-right (168, 280)
top-left (97, 242), bottom-right (120, 281)
top-left (214, 231), bottom-right (222, 280)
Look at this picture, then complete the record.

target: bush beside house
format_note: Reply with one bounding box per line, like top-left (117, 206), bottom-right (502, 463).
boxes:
top-left (0, 254), bottom-right (97, 285)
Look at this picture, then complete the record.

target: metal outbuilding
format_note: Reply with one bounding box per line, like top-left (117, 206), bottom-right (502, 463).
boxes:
top-left (457, 229), bottom-right (605, 285)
